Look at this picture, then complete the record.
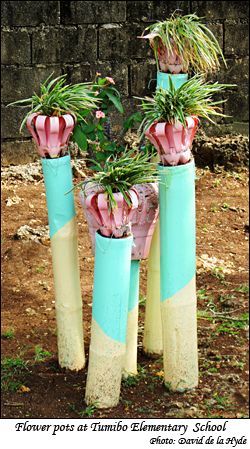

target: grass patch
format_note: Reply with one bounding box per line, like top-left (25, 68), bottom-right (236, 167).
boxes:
top-left (1, 329), bottom-right (15, 339)
top-left (34, 346), bottom-right (52, 362)
top-left (1, 357), bottom-right (29, 392)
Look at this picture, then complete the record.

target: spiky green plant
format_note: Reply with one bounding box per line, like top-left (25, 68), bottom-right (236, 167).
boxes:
top-left (7, 73), bottom-right (99, 132)
top-left (137, 75), bottom-right (235, 136)
top-left (141, 12), bottom-right (226, 73)
top-left (78, 149), bottom-right (158, 210)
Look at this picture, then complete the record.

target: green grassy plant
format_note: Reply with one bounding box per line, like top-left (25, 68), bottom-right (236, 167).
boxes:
top-left (7, 73), bottom-right (99, 131)
top-left (137, 75), bottom-right (235, 136)
top-left (141, 12), bottom-right (226, 74)
top-left (77, 148), bottom-right (158, 210)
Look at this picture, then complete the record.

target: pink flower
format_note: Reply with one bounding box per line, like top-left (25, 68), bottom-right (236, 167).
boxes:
top-left (96, 110), bottom-right (105, 119)
top-left (94, 90), bottom-right (100, 96)
top-left (106, 77), bottom-right (115, 85)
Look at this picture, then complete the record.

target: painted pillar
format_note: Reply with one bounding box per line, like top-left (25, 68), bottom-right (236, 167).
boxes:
top-left (41, 155), bottom-right (85, 371)
top-left (85, 232), bottom-right (133, 408)
top-left (123, 260), bottom-right (140, 377)
top-left (143, 72), bottom-right (188, 357)
top-left (143, 220), bottom-right (162, 356)
top-left (159, 160), bottom-right (198, 391)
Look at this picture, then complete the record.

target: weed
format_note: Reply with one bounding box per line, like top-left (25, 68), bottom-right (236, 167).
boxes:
top-left (120, 398), bottom-right (133, 410)
top-left (122, 375), bottom-right (139, 387)
top-left (139, 294), bottom-right (146, 307)
top-left (137, 364), bottom-right (147, 379)
top-left (221, 202), bottom-right (230, 210)
top-left (1, 329), bottom-right (15, 339)
top-left (1, 357), bottom-right (28, 392)
top-left (80, 404), bottom-right (97, 417)
top-left (211, 266), bottom-right (225, 281)
top-left (213, 393), bottom-right (229, 409)
top-left (212, 178), bottom-right (222, 188)
top-left (207, 367), bottom-right (218, 373)
top-left (36, 266), bottom-right (45, 273)
top-left (218, 294), bottom-right (236, 306)
top-left (34, 346), bottom-right (52, 362)
top-left (197, 289), bottom-right (208, 300)
top-left (235, 284), bottom-right (249, 294)
top-left (215, 313), bottom-right (249, 335)
top-left (211, 204), bottom-right (219, 213)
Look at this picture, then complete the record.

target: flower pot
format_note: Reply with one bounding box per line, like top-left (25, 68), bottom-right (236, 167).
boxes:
top-left (157, 40), bottom-right (185, 74)
top-left (80, 183), bottom-right (159, 259)
top-left (130, 183), bottom-right (159, 259)
top-left (26, 113), bottom-right (75, 158)
top-left (81, 187), bottom-right (139, 238)
top-left (145, 117), bottom-right (199, 166)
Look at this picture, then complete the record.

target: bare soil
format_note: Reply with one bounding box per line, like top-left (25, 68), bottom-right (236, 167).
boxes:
top-left (1, 162), bottom-right (249, 419)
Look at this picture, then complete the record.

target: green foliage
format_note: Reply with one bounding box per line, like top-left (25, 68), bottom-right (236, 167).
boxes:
top-left (122, 375), bottom-right (139, 387)
top-left (77, 148), bottom-right (158, 210)
top-left (80, 404), bottom-right (97, 417)
top-left (1, 329), bottom-right (15, 339)
top-left (141, 12), bottom-right (226, 74)
top-left (73, 74), bottom-right (124, 162)
top-left (137, 75), bottom-right (235, 136)
top-left (34, 346), bottom-right (52, 362)
top-left (235, 284), bottom-right (249, 294)
top-left (1, 357), bottom-right (28, 391)
top-left (7, 73), bottom-right (99, 131)
top-left (215, 313), bottom-right (249, 335)
top-left (123, 112), bottom-right (143, 132)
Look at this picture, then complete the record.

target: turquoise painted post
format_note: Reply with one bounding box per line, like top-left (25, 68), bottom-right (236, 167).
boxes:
top-left (41, 155), bottom-right (85, 371)
top-left (157, 72), bottom-right (188, 90)
top-left (123, 260), bottom-right (140, 377)
top-left (143, 72), bottom-right (188, 357)
top-left (85, 232), bottom-right (133, 408)
top-left (158, 160), bottom-right (198, 391)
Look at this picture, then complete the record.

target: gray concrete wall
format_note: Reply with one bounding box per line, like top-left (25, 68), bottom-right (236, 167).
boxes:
top-left (1, 1), bottom-right (249, 164)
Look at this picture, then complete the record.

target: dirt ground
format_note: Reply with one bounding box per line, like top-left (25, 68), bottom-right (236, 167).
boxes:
top-left (1, 159), bottom-right (249, 419)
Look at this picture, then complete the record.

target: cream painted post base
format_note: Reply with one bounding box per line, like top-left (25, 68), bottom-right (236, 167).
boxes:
top-left (143, 221), bottom-right (163, 357)
top-left (51, 218), bottom-right (85, 371)
top-left (123, 304), bottom-right (139, 378)
top-left (85, 320), bottom-right (125, 408)
top-left (161, 277), bottom-right (198, 391)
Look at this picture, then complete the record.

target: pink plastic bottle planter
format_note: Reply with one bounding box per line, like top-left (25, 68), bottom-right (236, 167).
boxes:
top-left (26, 113), bottom-right (75, 158)
top-left (82, 187), bottom-right (139, 239)
top-left (157, 40), bottom-right (184, 74)
top-left (130, 183), bottom-right (159, 259)
top-left (80, 183), bottom-right (159, 258)
top-left (145, 117), bottom-right (199, 166)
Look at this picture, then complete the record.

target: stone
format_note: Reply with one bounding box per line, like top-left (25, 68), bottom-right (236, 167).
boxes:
top-left (1, 66), bottom-right (61, 103)
top-left (1, 30), bottom-right (31, 65)
top-left (64, 61), bottom-right (128, 95)
top-left (1, 140), bottom-right (38, 166)
top-left (192, 1), bottom-right (249, 20)
top-left (59, 26), bottom-right (97, 63)
top-left (1, 105), bottom-right (30, 139)
top-left (1, 1), bottom-right (59, 26)
top-left (224, 86), bottom-right (249, 122)
top-left (126, 1), bottom-right (190, 22)
top-left (204, 22), bottom-right (223, 51)
top-left (130, 61), bottom-right (157, 96)
top-left (225, 24), bottom-right (249, 57)
top-left (99, 24), bottom-right (152, 61)
top-left (32, 27), bottom-right (60, 64)
top-left (61, 1), bottom-right (126, 24)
